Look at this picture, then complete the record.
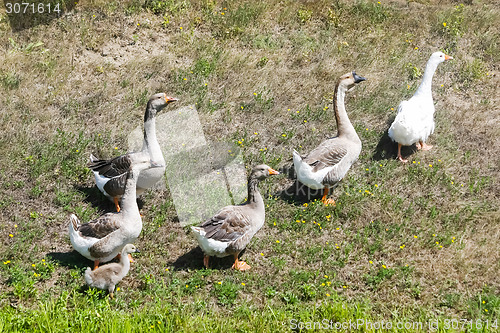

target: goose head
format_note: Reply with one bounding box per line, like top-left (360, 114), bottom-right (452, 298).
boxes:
top-left (251, 164), bottom-right (280, 181)
top-left (339, 71), bottom-right (366, 91)
top-left (430, 51), bottom-right (453, 65)
top-left (122, 243), bottom-right (140, 255)
top-left (147, 93), bottom-right (178, 115)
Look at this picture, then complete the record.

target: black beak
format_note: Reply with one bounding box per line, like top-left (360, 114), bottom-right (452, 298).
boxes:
top-left (135, 249), bottom-right (141, 253)
top-left (352, 71), bottom-right (366, 83)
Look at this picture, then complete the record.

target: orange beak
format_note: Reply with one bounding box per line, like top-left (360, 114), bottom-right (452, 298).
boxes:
top-left (444, 54), bottom-right (453, 60)
top-left (268, 168), bottom-right (280, 175)
top-left (165, 95), bottom-right (179, 103)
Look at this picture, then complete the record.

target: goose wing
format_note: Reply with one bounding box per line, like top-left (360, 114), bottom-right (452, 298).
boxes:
top-left (102, 174), bottom-right (127, 197)
top-left (89, 154), bottom-right (132, 178)
top-left (77, 213), bottom-right (122, 239)
top-left (198, 207), bottom-right (250, 243)
top-left (303, 139), bottom-right (348, 173)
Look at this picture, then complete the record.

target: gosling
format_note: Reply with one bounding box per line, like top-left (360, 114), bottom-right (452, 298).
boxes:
top-left (84, 244), bottom-right (139, 298)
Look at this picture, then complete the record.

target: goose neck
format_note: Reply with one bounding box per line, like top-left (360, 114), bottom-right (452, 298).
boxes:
top-left (333, 82), bottom-right (356, 137)
top-left (246, 177), bottom-right (263, 205)
top-left (414, 59), bottom-right (439, 97)
top-left (142, 106), bottom-right (164, 164)
top-left (119, 250), bottom-right (131, 268)
top-left (120, 170), bottom-right (140, 213)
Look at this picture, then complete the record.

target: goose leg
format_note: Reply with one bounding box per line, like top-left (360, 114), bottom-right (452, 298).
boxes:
top-left (397, 143), bottom-right (408, 163)
top-left (203, 255), bottom-right (210, 269)
top-left (419, 140), bottom-right (432, 151)
top-left (109, 285), bottom-right (115, 299)
top-left (321, 188), bottom-right (335, 205)
top-left (93, 260), bottom-right (100, 270)
top-left (113, 197), bottom-right (121, 212)
top-left (232, 254), bottom-right (251, 271)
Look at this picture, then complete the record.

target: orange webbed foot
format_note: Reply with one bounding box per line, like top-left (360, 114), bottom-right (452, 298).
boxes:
top-left (398, 155), bottom-right (409, 163)
top-left (232, 260), bottom-right (251, 271)
top-left (322, 198), bottom-right (336, 206)
top-left (113, 197), bottom-right (121, 212)
top-left (420, 143), bottom-right (432, 151)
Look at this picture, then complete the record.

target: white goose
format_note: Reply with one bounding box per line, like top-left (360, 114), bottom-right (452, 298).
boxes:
top-left (388, 51), bottom-right (453, 162)
top-left (89, 93), bottom-right (178, 211)
top-left (293, 71), bottom-right (365, 205)
top-left (70, 152), bottom-right (160, 269)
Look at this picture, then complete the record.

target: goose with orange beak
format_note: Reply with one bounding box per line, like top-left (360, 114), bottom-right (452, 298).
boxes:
top-left (89, 93), bottom-right (178, 211)
top-left (191, 165), bottom-right (280, 271)
top-left (389, 52), bottom-right (453, 162)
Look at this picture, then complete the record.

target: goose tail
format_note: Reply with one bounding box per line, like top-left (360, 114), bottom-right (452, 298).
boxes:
top-left (69, 214), bottom-right (80, 232)
top-left (292, 149), bottom-right (310, 178)
top-left (68, 214), bottom-right (81, 246)
top-left (292, 150), bottom-right (303, 170)
top-left (89, 153), bottom-right (99, 163)
top-left (190, 226), bottom-right (205, 237)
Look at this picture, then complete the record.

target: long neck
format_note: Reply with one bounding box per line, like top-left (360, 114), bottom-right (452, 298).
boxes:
top-left (118, 250), bottom-right (131, 276)
top-left (142, 104), bottom-right (164, 164)
top-left (246, 177), bottom-right (263, 205)
top-left (120, 170), bottom-right (140, 213)
top-left (333, 82), bottom-right (356, 137)
top-left (414, 59), bottom-right (438, 97)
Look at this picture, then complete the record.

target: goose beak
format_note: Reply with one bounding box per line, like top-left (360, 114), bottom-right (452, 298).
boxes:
top-left (135, 249), bottom-right (141, 253)
top-left (165, 95), bottom-right (179, 103)
top-left (352, 71), bottom-right (366, 83)
top-left (268, 168), bottom-right (280, 175)
top-left (444, 54), bottom-right (453, 61)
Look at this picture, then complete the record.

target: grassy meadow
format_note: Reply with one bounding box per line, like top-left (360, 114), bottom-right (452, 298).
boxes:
top-left (0, 0), bottom-right (499, 331)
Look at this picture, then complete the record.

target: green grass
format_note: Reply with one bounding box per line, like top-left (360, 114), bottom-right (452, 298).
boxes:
top-left (0, 0), bottom-right (499, 331)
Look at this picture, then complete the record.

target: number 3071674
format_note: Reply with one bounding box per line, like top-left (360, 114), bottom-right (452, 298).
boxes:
top-left (5, 2), bottom-right (61, 14)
